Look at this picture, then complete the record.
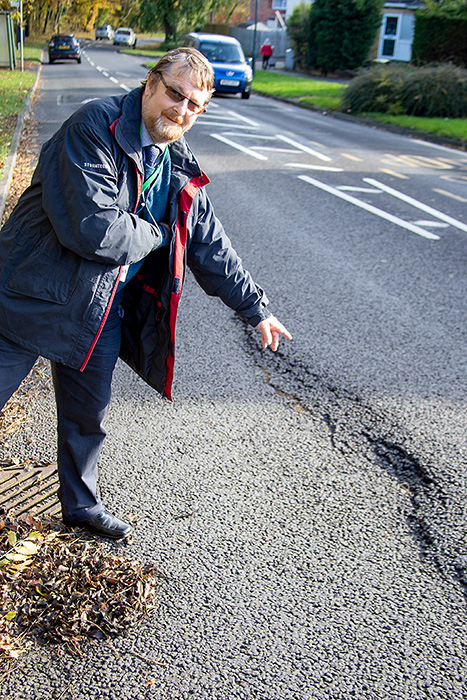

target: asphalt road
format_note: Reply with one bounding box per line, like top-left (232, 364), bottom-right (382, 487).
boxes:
top-left (3, 41), bottom-right (467, 699)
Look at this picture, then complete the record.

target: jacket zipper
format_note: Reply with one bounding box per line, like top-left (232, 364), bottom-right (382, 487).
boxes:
top-left (80, 154), bottom-right (143, 372)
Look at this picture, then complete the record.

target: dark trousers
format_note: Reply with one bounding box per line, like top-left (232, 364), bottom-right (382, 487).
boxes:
top-left (0, 297), bottom-right (123, 522)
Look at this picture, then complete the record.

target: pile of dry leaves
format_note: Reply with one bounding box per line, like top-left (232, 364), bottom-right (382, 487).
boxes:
top-left (0, 514), bottom-right (163, 677)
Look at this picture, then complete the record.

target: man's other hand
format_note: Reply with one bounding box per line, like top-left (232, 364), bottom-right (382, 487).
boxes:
top-left (256, 316), bottom-right (292, 352)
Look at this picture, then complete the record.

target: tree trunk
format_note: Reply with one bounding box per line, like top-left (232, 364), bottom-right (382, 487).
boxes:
top-left (163, 15), bottom-right (176, 43)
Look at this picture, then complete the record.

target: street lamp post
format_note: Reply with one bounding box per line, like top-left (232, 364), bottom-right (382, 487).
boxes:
top-left (252, 0), bottom-right (259, 76)
top-left (19, 0), bottom-right (23, 72)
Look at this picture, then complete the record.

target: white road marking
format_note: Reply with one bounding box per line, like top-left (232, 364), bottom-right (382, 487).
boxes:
top-left (85, 56), bottom-right (130, 92)
top-left (198, 122), bottom-right (257, 130)
top-left (252, 146), bottom-right (299, 153)
top-left (226, 110), bottom-right (259, 126)
top-left (210, 134), bottom-right (268, 160)
top-left (413, 221), bottom-right (449, 228)
top-left (221, 133), bottom-right (276, 139)
top-left (202, 113), bottom-right (249, 122)
top-left (286, 163), bottom-right (344, 172)
top-left (364, 178), bottom-right (467, 233)
top-left (299, 175), bottom-right (440, 241)
top-left (337, 186), bottom-right (381, 193)
top-left (276, 134), bottom-right (332, 162)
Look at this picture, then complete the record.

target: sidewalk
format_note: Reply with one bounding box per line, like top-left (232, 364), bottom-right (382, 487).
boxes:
top-left (254, 57), bottom-right (351, 84)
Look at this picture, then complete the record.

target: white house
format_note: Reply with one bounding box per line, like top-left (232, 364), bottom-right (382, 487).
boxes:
top-left (376, 1), bottom-right (424, 62)
top-left (285, 0), bottom-right (311, 19)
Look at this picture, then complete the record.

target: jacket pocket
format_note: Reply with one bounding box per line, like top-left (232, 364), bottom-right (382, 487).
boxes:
top-left (5, 230), bottom-right (80, 305)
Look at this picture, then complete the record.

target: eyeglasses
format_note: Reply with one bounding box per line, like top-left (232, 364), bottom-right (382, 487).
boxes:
top-left (158, 73), bottom-right (207, 115)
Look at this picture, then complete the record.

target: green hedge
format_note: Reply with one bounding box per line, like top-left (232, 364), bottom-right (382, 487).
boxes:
top-left (412, 15), bottom-right (467, 66)
top-left (342, 62), bottom-right (467, 118)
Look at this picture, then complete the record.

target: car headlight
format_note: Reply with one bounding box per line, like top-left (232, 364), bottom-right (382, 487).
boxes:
top-left (245, 66), bottom-right (253, 81)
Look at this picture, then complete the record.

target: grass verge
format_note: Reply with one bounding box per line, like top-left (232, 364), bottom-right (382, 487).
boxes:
top-left (358, 112), bottom-right (467, 145)
top-left (253, 69), bottom-right (466, 146)
top-left (253, 70), bottom-right (345, 111)
top-left (121, 45), bottom-right (165, 62)
top-left (0, 42), bottom-right (43, 180)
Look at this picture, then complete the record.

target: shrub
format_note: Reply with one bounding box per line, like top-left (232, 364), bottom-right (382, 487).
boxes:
top-left (412, 1), bottom-right (467, 67)
top-left (401, 64), bottom-right (467, 117)
top-left (341, 63), bottom-right (413, 114)
top-left (342, 62), bottom-right (467, 117)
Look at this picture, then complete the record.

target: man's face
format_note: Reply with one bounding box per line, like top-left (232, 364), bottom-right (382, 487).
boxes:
top-left (141, 67), bottom-right (210, 144)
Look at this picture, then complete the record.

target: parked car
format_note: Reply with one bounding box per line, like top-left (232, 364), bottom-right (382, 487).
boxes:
top-left (113, 27), bottom-right (136, 48)
top-left (48, 34), bottom-right (81, 64)
top-left (95, 25), bottom-right (114, 41)
top-left (184, 32), bottom-right (253, 99)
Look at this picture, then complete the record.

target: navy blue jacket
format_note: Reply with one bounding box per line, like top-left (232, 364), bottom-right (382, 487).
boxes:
top-left (0, 88), bottom-right (270, 398)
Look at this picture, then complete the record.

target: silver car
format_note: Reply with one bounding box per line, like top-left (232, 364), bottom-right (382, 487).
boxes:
top-left (113, 27), bottom-right (136, 48)
top-left (95, 25), bottom-right (114, 41)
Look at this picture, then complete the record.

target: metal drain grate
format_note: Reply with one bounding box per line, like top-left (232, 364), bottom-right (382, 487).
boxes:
top-left (0, 461), bottom-right (61, 517)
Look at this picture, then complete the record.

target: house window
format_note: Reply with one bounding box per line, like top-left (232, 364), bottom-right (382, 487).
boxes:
top-left (385, 17), bottom-right (398, 36)
top-left (382, 39), bottom-right (396, 57)
top-left (272, 0), bottom-right (287, 9)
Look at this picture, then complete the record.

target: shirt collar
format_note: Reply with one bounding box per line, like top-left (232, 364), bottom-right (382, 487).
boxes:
top-left (141, 120), bottom-right (166, 152)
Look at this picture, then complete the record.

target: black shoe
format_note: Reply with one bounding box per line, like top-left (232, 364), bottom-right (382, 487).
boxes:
top-left (63, 511), bottom-right (134, 539)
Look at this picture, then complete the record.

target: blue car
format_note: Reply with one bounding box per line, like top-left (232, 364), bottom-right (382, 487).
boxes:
top-left (184, 33), bottom-right (253, 100)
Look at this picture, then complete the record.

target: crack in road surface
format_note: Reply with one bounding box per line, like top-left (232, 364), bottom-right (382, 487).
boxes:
top-left (242, 321), bottom-right (467, 600)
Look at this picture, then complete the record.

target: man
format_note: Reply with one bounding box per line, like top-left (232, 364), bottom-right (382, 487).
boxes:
top-left (0, 48), bottom-right (291, 539)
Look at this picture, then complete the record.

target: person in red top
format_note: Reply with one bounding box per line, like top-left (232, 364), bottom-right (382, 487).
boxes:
top-left (260, 39), bottom-right (273, 69)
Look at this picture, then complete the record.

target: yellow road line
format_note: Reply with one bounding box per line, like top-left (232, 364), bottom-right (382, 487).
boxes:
top-left (433, 188), bottom-right (467, 204)
top-left (340, 152), bottom-right (363, 162)
top-left (379, 168), bottom-right (408, 179)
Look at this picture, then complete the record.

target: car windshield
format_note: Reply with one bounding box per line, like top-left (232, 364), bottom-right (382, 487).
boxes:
top-left (118, 30), bottom-right (131, 36)
top-left (199, 42), bottom-right (244, 64)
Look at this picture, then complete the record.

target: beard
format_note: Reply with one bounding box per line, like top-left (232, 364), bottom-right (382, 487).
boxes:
top-left (142, 108), bottom-right (193, 144)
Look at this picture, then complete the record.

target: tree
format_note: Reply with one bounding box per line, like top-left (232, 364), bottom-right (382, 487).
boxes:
top-left (310, 0), bottom-right (383, 74)
top-left (209, 0), bottom-right (250, 24)
top-left (134, 0), bottom-right (221, 45)
top-left (287, 3), bottom-right (314, 70)
top-left (23, 0), bottom-right (119, 35)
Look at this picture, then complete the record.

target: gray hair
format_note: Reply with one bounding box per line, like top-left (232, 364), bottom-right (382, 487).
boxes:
top-left (141, 47), bottom-right (215, 94)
